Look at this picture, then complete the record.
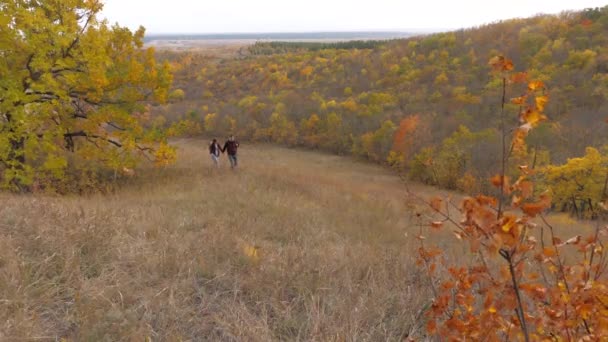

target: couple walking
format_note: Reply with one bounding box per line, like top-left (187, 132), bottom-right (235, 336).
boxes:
top-left (209, 135), bottom-right (240, 169)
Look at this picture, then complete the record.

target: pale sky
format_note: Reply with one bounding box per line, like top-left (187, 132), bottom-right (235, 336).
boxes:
top-left (101, 0), bottom-right (608, 33)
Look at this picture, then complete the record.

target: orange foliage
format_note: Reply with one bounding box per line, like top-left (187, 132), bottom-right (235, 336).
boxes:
top-left (392, 115), bottom-right (420, 159)
top-left (419, 57), bottom-right (608, 340)
top-left (489, 55), bottom-right (514, 72)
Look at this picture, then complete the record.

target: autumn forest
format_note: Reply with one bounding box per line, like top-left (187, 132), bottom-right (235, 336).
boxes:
top-left (157, 8), bottom-right (608, 217)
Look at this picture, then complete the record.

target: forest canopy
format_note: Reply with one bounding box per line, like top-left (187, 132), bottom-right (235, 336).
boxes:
top-left (159, 6), bottom-right (608, 207)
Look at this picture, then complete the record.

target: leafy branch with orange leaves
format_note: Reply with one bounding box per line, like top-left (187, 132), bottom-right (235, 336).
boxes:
top-left (413, 56), bottom-right (608, 340)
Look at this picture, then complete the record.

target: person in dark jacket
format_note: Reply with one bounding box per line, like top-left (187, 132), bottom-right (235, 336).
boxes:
top-left (209, 138), bottom-right (222, 168)
top-left (222, 135), bottom-right (240, 169)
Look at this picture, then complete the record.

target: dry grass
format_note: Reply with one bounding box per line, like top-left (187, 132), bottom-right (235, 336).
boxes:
top-left (1, 140), bottom-right (452, 341)
top-left (148, 41), bottom-right (249, 57)
top-left (1, 140), bottom-right (594, 341)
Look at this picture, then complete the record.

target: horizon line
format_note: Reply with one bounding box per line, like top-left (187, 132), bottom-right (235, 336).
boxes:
top-left (144, 29), bottom-right (447, 35)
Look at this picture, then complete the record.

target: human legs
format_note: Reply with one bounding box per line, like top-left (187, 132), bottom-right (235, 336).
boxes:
top-left (228, 154), bottom-right (238, 168)
top-left (211, 154), bottom-right (220, 168)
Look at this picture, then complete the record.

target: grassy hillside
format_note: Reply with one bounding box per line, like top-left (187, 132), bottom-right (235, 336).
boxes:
top-left (0, 141), bottom-right (437, 340)
top-left (0, 141), bottom-right (595, 340)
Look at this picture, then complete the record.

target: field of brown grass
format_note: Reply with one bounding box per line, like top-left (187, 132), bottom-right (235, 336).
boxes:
top-left (0, 140), bottom-right (590, 341)
top-left (148, 40), bottom-right (250, 57)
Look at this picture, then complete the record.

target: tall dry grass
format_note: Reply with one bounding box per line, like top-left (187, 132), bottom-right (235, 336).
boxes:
top-left (1, 140), bottom-right (451, 341)
top-left (1, 139), bottom-right (594, 340)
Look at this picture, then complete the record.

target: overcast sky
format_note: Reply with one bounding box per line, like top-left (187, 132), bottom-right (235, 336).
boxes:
top-left (101, 0), bottom-right (608, 33)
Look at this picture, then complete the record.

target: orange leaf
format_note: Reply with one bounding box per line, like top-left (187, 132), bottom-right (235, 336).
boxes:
top-left (429, 197), bottom-right (443, 212)
top-left (489, 55), bottom-right (514, 72)
top-left (545, 308), bottom-right (563, 319)
top-left (476, 195), bottom-right (498, 207)
top-left (490, 175), bottom-right (502, 187)
top-left (520, 181), bottom-right (534, 199)
top-left (535, 95), bottom-right (549, 112)
top-left (543, 247), bottom-right (556, 257)
top-left (528, 80), bottom-right (545, 91)
top-left (431, 221), bottom-right (443, 229)
top-left (441, 281), bottom-right (455, 290)
top-left (578, 303), bottom-right (594, 320)
top-left (521, 108), bottom-right (547, 127)
top-left (511, 96), bottom-right (527, 105)
top-left (511, 72), bottom-right (528, 84)
top-left (522, 203), bottom-right (545, 217)
top-left (512, 194), bottom-right (522, 207)
top-left (501, 215), bottom-right (517, 233)
top-left (488, 56), bottom-right (504, 70)
top-left (522, 191), bottom-right (552, 216)
top-left (490, 175), bottom-right (511, 194)
top-left (470, 238), bottom-right (481, 253)
top-left (512, 126), bottom-right (529, 152)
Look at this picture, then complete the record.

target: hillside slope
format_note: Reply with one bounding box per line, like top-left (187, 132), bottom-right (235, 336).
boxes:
top-left (1, 141), bottom-right (452, 340)
top-left (0, 141), bottom-right (595, 339)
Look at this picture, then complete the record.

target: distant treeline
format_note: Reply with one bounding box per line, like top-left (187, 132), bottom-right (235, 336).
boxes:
top-left (144, 32), bottom-right (416, 43)
top-left (248, 40), bottom-right (393, 55)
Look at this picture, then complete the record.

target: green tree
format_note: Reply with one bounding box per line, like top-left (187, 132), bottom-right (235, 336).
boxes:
top-left (0, 0), bottom-right (173, 190)
top-left (353, 120), bottom-right (396, 162)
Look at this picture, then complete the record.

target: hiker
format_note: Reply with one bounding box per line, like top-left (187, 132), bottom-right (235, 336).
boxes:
top-left (222, 135), bottom-right (240, 169)
top-left (209, 138), bottom-right (222, 168)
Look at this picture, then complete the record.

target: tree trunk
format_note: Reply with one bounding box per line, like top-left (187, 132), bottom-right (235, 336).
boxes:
top-left (602, 170), bottom-right (608, 200)
top-left (572, 197), bottom-right (580, 219)
top-left (7, 136), bottom-right (28, 191)
top-left (5, 113), bottom-right (28, 191)
top-left (9, 137), bottom-right (26, 164)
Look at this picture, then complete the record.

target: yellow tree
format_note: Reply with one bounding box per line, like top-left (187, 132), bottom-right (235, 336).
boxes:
top-left (300, 113), bottom-right (321, 147)
top-left (543, 147), bottom-right (608, 217)
top-left (269, 112), bottom-right (297, 146)
top-left (0, 0), bottom-right (173, 190)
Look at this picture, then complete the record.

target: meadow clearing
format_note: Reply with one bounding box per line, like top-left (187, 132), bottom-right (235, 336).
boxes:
top-left (0, 140), bottom-right (591, 341)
